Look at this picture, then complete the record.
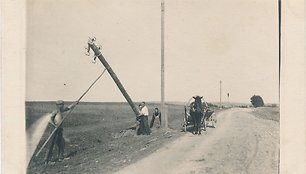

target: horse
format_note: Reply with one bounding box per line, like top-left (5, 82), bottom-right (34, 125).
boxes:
top-left (190, 96), bottom-right (205, 135)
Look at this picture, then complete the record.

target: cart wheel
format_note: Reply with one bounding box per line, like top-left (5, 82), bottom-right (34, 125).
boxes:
top-left (212, 113), bottom-right (217, 128)
top-left (203, 118), bottom-right (207, 131)
top-left (183, 106), bottom-right (187, 132)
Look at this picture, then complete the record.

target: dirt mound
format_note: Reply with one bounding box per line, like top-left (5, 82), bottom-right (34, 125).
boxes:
top-left (113, 129), bottom-right (137, 138)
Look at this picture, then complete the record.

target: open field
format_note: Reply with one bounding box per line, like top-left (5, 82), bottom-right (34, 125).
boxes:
top-left (27, 102), bottom-right (219, 174)
top-left (26, 102), bottom-right (279, 174)
top-left (251, 107), bottom-right (280, 122)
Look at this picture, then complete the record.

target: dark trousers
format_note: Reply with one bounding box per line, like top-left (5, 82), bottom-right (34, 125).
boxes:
top-left (150, 115), bottom-right (161, 128)
top-left (137, 116), bottom-right (151, 135)
top-left (45, 127), bottom-right (65, 163)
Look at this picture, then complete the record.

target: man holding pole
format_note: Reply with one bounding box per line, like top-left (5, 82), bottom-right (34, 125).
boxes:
top-left (137, 102), bottom-right (151, 135)
top-left (45, 100), bottom-right (77, 163)
top-left (34, 70), bottom-right (106, 163)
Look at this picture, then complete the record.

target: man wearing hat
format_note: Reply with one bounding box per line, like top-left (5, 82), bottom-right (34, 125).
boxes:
top-left (45, 100), bottom-right (77, 163)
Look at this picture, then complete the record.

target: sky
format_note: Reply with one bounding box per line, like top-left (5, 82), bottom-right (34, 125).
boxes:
top-left (26, 0), bottom-right (279, 104)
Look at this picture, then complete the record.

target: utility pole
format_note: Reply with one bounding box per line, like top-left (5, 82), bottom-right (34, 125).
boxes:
top-left (227, 93), bottom-right (230, 105)
top-left (278, 0), bottom-right (281, 105)
top-left (161, 0), bottom-right (167, 129)
top-left (219, 80), bottom-right (222, 108)
top-left (86, 38), bottom-right (140, 117)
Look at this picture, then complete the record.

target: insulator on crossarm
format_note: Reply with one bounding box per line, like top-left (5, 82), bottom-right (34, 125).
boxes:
top-left (92, 57), bottom-right (97, 64)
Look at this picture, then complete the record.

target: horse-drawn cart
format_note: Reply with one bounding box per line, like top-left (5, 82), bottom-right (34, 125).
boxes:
top-left (183, 96), bottom-right (217, 133)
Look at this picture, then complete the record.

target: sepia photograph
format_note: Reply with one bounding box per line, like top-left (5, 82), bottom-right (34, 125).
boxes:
top-left (1, 0), bottom-right (305, 174)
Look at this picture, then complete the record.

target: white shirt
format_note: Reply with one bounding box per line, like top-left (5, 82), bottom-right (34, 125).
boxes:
top-left (140, 105), bottom-right (149, 116)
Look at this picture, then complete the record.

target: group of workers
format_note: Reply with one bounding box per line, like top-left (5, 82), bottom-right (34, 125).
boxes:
top-left (44, 100), bottom-right (161, 164)
top-left (137, 101), bottom-right (162, 135)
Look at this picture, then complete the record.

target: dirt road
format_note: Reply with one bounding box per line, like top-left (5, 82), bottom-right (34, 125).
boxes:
top-left (115, 108), bottom-right (279, 174)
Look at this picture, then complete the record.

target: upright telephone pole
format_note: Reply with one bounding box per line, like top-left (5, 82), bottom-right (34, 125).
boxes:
top-left (219, 80), bottom-right (222, 108)
top-left (227, 93), bottom-right (230, 105)
top-left (161, 0), bottom-right (167, 128)
top-left (278, 0), bottom-right (281, 104)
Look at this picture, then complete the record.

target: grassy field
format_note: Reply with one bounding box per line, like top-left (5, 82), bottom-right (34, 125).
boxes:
top-left (26, 101), bottom-right (198, 174)
top-left (251, 107), bottom-right (280, 122)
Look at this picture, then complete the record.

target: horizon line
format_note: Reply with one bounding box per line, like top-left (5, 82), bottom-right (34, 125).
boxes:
top-left (25, 100), bottom-right (279, 105)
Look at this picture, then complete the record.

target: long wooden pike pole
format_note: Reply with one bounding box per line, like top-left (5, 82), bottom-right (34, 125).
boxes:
top-left (35, 69), bottom-right (106, 157)
top-left (86, 37), bottom-right (141, 117)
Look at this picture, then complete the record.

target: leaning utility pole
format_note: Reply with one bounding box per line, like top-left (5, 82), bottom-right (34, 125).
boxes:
top-left (161, 0), bottom-right (168, 128)
top-left (86, 38), bottom-right (140, 117)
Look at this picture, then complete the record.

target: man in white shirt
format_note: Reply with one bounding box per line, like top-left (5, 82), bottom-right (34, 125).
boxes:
top-left (138, 102), bottom-right (151, 135)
